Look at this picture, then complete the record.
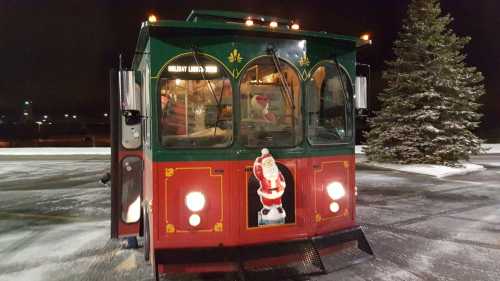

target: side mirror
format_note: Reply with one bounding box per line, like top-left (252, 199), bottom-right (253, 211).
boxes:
top-left (118, 70), bottom-right (143, 149)
top-left (123, 110), bottom-right (141, 125)
top-left (119, 70), bottom-right (142, 112)
top-left (355, 76), bottom-right (367, 109)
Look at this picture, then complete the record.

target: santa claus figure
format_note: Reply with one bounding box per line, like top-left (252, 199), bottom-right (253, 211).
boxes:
top-left (253, 148), bottom-right (286, 225)
top-left (251, 95), bottom-right (277, 123)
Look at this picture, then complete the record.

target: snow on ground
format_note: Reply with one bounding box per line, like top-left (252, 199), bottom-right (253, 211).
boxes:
top-left (355, 144), bottom-right (500, 155)
top-left (355, 144), bottom-right (498, 177)
top-left (0, 145), bottom-right (496, 156)
top-left (360, 162), bottom-right (485, 178)
top-left (0, 147), bottom-right (110, 156)
top-left (483, 143), bottom-right (500, 154)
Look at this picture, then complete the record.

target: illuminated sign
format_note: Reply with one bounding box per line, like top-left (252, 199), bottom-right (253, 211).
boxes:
top-left (167, 65), bottom-right (218, 73)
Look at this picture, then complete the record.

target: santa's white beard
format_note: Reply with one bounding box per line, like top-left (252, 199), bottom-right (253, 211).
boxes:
top-left (263, 165), bottom-right (279, 185)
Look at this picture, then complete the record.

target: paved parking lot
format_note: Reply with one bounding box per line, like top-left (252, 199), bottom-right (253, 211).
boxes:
top-left (0, 155), bottom-right (499, 281)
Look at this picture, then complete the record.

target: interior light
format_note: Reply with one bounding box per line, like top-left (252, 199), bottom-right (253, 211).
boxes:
top-left (185, 192), bottom-right (206, 212)
top-left (329, 202), bottom-right (340, 213)
top-left (175, 79), bottom-right (181, 86)
top-left (291, 23), bottom-right (300, 30)
top-left (148, 14), bottom-right (158, 23)
top-left (245, 19), bottom-right (254, 26)
top-left (326, 182), bottom-right (345, 200)
top-left (269, 21), bottom-right (278, 28)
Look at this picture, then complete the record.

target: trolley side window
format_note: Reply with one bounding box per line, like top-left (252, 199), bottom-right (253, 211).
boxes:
top-left (158, 55), bottom-right (233, 148)
top-left (307, 63), bottom-right (353, 145)
top-left (239, 57), bottom-right (303, 148)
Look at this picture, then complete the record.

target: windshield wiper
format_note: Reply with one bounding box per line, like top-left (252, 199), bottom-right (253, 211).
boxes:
top-left (268, 47), bottom-right (294, 110)
top-left (192, 47), bottom-right (225, 136)
top-left (268, 47), bottom-right (296, 144)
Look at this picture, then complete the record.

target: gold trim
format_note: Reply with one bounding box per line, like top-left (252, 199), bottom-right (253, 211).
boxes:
top-left (313, 161), bottom-right (350, 223)
top-left (236, 55), bottom-right (305, 81)
top-left (166, 223), bottom-right (176, 234)
top-left (298, 53), bottom-right (310, 67)
top-left (315, 213), bottom-right (322, 223)
top-left (165, 168), bottom-right (175, 177)
top-left (214, 222), bottom-right (223, 232)
top-left (228, 49), bottom-right (243, 63)
top-left (164, 166), bottom-right (224, 234)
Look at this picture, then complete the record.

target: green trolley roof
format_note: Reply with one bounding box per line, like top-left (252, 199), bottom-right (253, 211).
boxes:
top-left (133, 10), bottom-right (367, 67)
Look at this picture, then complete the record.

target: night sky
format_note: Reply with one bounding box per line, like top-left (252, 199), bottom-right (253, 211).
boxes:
top-left (1, 0), bottom-right (498, 138)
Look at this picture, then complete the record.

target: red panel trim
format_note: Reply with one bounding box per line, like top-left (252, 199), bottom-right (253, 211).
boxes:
top-left (150, 155), bottom-right (356, 250)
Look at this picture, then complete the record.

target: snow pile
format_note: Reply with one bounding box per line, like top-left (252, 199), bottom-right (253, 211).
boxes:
top-left (483, 144), bottom-right (500, 154)
top-left (362, 162), bottom-right (484, 178)
top-left (356, 144), bottom-right (500, 155)
top-left (355, 145), bottom-right (366, 154)
top-left (0, 147), bottom-right (110, 156)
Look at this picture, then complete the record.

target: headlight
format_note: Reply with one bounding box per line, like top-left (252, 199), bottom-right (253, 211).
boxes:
top-left (329, 202), bottom-right (340, 213)
top-left (189, 214), bottom-right (201, 227)
top-left (185, 192), bottom-right (206, 212)
top-left (326, 182), bottom-right (345, 200)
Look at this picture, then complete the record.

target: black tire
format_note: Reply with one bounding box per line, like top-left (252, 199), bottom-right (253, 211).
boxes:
top-left (143, 209), bottom-right (150, 262)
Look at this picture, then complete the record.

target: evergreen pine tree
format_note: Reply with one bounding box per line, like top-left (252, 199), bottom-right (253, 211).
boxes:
top-left (364, 0), bottom-right (485, 166)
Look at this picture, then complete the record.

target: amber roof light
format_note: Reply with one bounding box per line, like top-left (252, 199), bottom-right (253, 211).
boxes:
top-left (148, 14), bottom-right (158, 23)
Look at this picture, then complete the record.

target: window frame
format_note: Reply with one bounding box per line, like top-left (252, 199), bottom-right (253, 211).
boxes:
top-left (237, 55), bottom-right (305, 149)
top-left (306, 60), bottom-right (354, 147)
top-left (156, 53), bottom-right (236, 149)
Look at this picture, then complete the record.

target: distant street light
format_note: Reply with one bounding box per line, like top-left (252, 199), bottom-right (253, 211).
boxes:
top-left (64, 114), bottom-right (69, 118)
top-left (72, 115), bottom-right (77, 119)
top-left (23, 112), bottom-right (29, 116)
top-left (104, 113), bottom-right (109, 117)
top-left (43, 115), bottom-right (48, 119)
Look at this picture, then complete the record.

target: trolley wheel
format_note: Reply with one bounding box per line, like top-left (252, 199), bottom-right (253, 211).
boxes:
top-left (143, 208), bottom-right (150, 262)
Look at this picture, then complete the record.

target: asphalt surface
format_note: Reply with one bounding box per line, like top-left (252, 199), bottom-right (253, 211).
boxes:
top-left (0, 155), bottom-right (499, 281)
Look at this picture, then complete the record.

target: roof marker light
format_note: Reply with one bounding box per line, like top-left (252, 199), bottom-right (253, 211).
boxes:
top-left (360, 33), bottom-right (373, 44)
top-left (148, 14), bottom-right (157, 23)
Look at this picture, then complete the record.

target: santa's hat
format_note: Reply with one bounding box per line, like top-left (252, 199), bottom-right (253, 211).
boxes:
top-left (254, 148), bottom-right (272, 166)
top-left (257, 148), bottom-right (275, 165)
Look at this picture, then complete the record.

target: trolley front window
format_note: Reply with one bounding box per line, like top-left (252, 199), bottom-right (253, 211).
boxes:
top-left (158, 55), bottom-right (233, 148)
top-left (239, 57), bottom-right (303, 148)
top-left (307, 62), bottom-right (353, 145)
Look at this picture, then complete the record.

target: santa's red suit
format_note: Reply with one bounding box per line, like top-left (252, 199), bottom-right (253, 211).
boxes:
top-left (253, 148), bottom-right (286, 209)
